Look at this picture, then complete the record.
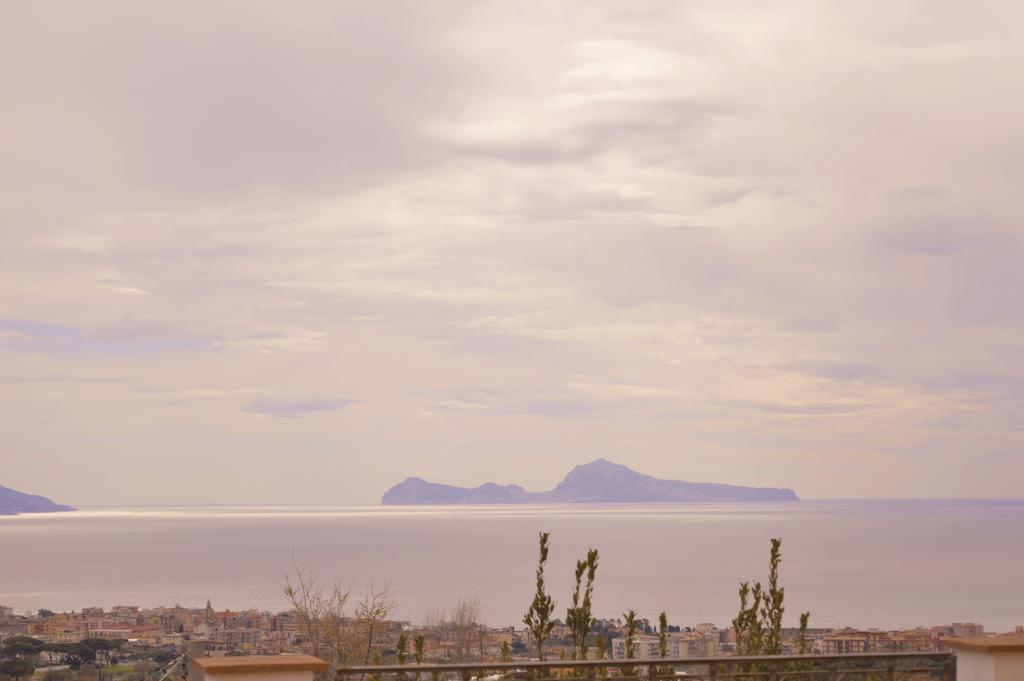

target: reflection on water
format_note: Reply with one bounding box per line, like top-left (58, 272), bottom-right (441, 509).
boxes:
top-left (2, 500), bottom-right (1022, 631)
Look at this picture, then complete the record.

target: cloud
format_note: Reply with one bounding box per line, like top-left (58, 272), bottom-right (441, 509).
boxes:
top-left (243, 397), bottom-right (355, 419)
top-left (430, 400), bottom-right (492, 412)
top-left (2, 3), bottom-right (475, 208)
top-left (3, 1), bottom-right (1024, 503)
top-left (718, 399), bottom-right (876, 416)
top-left (0, 373), bottom-right (132, 385)
top-left (217, 329), bottom-right (328, 353)
top-left (432, 381), bottom-right (688, 420)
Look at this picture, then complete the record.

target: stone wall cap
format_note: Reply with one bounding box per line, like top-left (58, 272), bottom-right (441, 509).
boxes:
top-left (191, 655), bottom-right (330, 673)
top-left (945, 637), bottom-right (1024, 653)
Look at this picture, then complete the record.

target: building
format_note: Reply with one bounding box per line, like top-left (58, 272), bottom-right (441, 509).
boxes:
top-left (892, 629), bottom-right (934, 652)
top-left (822, 633), bottom-right (869, 655)
top-left (610, 634), bottom-right (712, 659)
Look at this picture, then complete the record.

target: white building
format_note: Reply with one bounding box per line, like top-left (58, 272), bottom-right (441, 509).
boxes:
top-left (611, 635), bottom-right (711, 659)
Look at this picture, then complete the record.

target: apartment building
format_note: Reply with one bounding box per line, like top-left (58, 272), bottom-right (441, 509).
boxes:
top-left (610, 634), bottom-right (715, 659)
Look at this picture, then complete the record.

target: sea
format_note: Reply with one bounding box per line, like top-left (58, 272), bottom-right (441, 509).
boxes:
top-left (1, 500), bottom-right (1022, 632)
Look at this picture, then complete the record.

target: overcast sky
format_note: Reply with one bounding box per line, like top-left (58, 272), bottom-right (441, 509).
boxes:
top-left (2, 1), bottom-right (1023, 505)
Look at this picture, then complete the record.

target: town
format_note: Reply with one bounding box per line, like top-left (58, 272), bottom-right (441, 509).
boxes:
top-left (1, 602), bottom-right (1016, 673)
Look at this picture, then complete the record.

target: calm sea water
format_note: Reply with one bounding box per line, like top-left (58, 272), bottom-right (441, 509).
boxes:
top-left (1, 500), bottom-right (1021, 631)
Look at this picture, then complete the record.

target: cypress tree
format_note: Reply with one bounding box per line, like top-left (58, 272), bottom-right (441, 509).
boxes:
top-left (622, 610), bottom-right (638, 678)
top-left (760, 539), bottom-right (785, 655)
top-left (657, 612), bottom-right (668, 659)
top-left (731, 538), bottom-right (808, 659)
top-left (797, 612), bottom-right (810, 655)
top-left (566, 548), bottom-right (599, 660)
top-left (413, 635), bottom-right (425, 664)
top-left (397, 633), bottom-right (408, 665)
top-left (523, 532), bottom-right (556, 661)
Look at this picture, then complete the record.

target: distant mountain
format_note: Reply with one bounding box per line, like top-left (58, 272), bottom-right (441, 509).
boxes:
top-left (381, 459), bottom-right (798, 505)
top-left (0, 485), bottom-right (75, 515)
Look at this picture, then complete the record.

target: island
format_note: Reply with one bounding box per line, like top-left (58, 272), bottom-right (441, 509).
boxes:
top-left (0, 484), bottom-right (75, 515)
top-left (381, 458), bottom-right (798, 504)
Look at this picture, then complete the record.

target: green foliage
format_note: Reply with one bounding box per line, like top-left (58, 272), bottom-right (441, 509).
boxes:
top-left (622, 610), bottom-right (638, 677)
top-left (594, 633), bottom-right (607, 679)
top-left (731, 581), bottom-right (759, 657)
top-left (523, 532), bottom-right (556, 661)
top-left (657, 613), bottom-right (668, 659)
top-left (797, 612), bottom-right (810, 655)
top-left (1, 638), bottom-right (44, 659)
top-left (42, 643), bottom-right (94, 670)
top-left (623, 611), bottom-right (638, 659)
top-left (566, 548), bottom-right (599, 660)
top-left (368, 650), bottom-right (381, 681)
top-left (732, 538), bottom-right (809, 660)
top-left (500, 641), bottom-right (511, 663)
top-left (760, 539), bottom-right (785, 655)
top-left (0, 659), bottom-right (35, 681)
top-left (396, 633), bottom-right (408, 665)
top-left (151, 651), bottom-right (178, 665)
top-left (80, 639), bottom-right (118, 653)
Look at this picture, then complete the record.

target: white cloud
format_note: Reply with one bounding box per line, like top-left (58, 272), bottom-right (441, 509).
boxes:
top-left (2, 1), bottom-right (1023, 503)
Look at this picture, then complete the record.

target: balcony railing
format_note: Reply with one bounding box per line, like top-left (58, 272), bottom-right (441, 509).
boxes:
top-left (338, 652), bottom-right (954, 681)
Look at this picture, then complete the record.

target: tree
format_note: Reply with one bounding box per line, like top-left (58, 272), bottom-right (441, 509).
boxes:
top-left (594, 633), bottom-right (607, 680)
top-left (566, 549), bottom-right (599, 660)
top-left (500, 641), bottom-right (511, 663)
top-left (523, 532), bottom-right (556, 660)
top-left (1, 638), bottom-right (43, 660)
top-left (657, 613), bottom-right (668, 659)
top-left (80, 639), bottom-right (118, 667)
top-left (396, 633), bottom-right (408, 665)
top-left (452, 597), bottom-right (482, 663)
top-left (0, 659), bottom-right (34, 681)
top-left (797, 612), bottom-right (810, 655)
top-left (80, 639), bottom-right (116, 656)
top-left (42, 643), bottom-right (93, 670)
top-left (731, 538), bottom-right (810, 658)
top-left (732, 581), bottom-right (762, 657)
top-left (413, 635), bottom-right (425, 664)
top-left (621, 611), bottom-right (638, 678)
top-left (368, 650), bottom-right (382, 681)
top-left (395, 633), bottom-right (410, 681)
top-left (623, 611), bottom-right (638, 659)
top-left (760, 539), bottom-right (785, 656)
top-left (354, 583), bottom-right (398, 666)
top-left (283, 559), bottom-right (396, 678)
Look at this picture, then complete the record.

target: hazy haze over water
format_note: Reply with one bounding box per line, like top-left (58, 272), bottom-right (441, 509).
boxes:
top-left (2, 500), bottom-right (1021, 631)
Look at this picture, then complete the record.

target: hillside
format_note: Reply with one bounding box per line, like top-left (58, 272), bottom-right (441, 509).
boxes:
top-left (0, 484), bottom-right (75, 515)
top-left (382, 458), bottom-right (798, 504)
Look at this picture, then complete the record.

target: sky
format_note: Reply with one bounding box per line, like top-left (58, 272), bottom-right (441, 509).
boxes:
top-left (2, 1), bottom-right (1023, 505)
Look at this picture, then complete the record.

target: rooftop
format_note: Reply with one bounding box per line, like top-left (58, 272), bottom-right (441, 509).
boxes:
top-left (943, 638), bottom-right (1024, 654)
top-left (191, 656), bottom-right (329, 674)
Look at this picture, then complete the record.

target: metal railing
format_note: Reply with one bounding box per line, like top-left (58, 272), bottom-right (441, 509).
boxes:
top-left (338, 652), bottom-right (954, 681)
